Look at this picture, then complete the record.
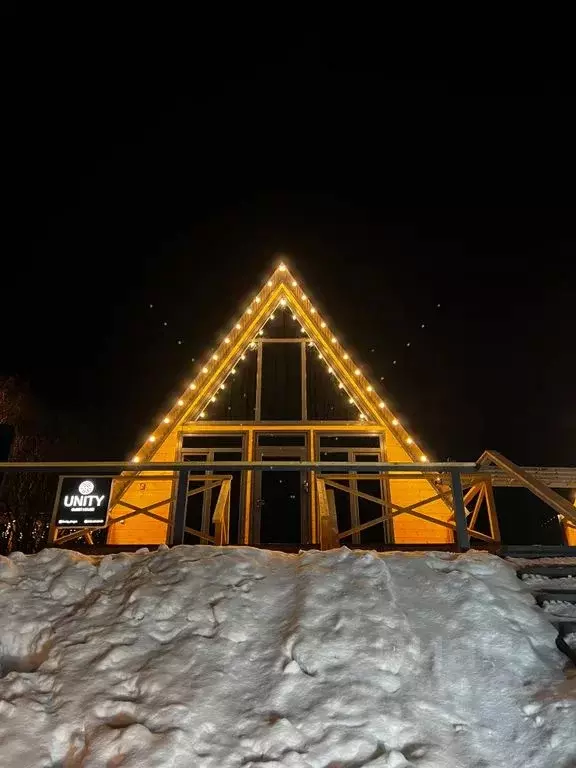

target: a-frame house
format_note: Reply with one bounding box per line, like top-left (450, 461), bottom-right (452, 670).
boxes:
top-left (107, 261), bottom-right (454, 547)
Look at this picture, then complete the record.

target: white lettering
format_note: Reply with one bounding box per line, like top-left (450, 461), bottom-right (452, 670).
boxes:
top-left (95, 495), bottom-right (105, 506)
top-left (64, 496), bottom-right (74, 507)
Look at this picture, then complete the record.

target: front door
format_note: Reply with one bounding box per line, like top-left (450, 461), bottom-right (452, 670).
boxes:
top-left (253, 437), bottom-right (308, 546)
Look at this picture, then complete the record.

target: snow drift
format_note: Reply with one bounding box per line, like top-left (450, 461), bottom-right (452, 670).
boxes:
top-left (0, 546), bottom-right (575, 767)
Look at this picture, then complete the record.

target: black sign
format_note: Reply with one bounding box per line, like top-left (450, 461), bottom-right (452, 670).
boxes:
top-left (55, 476), bottom-right (113, 528)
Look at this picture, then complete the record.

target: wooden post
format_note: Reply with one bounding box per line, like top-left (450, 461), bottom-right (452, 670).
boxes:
top-left (450, 470), bottom-right (470, 551)
top-left (172, 469), bottom-right (189, 545)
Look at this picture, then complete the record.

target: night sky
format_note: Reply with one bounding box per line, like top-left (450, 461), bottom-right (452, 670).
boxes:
top-left (3, 78), bottom-right (576, 472)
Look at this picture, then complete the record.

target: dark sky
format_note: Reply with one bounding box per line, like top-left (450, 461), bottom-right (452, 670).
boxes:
top-left (3, 78), bottom-right (576, 468)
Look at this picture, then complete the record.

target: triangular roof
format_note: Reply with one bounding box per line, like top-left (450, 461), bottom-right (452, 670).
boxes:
top-left (130, 260), bottom-right (430, 465)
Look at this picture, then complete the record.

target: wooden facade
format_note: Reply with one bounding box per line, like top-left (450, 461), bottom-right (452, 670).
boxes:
top-left (107, 262), bottom-right (453, 547)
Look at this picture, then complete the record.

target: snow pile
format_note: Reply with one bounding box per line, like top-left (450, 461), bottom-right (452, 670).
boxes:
top-left (0, 547), bottom-right (575, 768)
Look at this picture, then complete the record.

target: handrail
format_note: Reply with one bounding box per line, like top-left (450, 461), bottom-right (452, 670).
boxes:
top-left (0, 460), bottom-right (477, 472)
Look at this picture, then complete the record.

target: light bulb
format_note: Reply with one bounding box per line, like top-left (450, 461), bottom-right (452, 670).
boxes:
top-left (270, 314), bottom-right (275, 320)
top-left (300, 327), bottom-right (306, 333)
top-left (359, 413), bottom-right (366, 420)
top-left (231, 368), bottom-right (237, 374)
top-left (321, 321), bottom-right (326, 328)
top-left (213, 354), bottom-right (219, 361)
top-left (379, 401), bottom-right (385, 409)
top-left (311, 307), bottom-right (316, 314)
top-left (343, 353), bottom-right (349, 360)
top-left (348, 398), bottom-right (355, 404)
top-left (280, 298), bottom-right (286, 306)
top-left (258, 329), bottom-right (264, 336)
top-left (406, 437), bottom-right (414, 445)
top-left (255, 297), bottom-right (261, 304)
top-left (132, 456), bottom-right (140, 463)
top-left (420, 455), bottom-right (428, 462)
top-left (308, 341), bottom-right (314, 347)
top-left (392, 418), bottom-right (399, 426)
top-left (199, 411), bottom-right (206, 418)
top-left (190, 383), bottom-right (197, 390)
top-left (279, 264), bottom-right (286, 272)
top-left (224, 337), bottom-right (231, 344)
top-left (163, 417), bottom-right (170, 424)
top-left (177, 399), bottom-right (184, 406)
top-left (267, 280), bottom-right (273, 287)
top-left (292, 314), bottom-right (297, 320)
top-left (318, 352), bottom-right (323, 359)
top-left (338, 383), bottom-right (344, 389)
top-left (241, 354), bottom-right (246, 360)
top-left (354, 368), bottom-right (361, 376)
top-left (202, 367), bottom-right (208, 374)
top-left (301, 293), bottom-right (307, 300)
top-left (292, 280), bottom-right (297, 287)
top-left (220, 383), bottom-right (226, 390)
top-left (367, 385), bottom-right (373, 392)
top-left (247, 308), bottom-right (253, 314)
top-left (327, 367), bottom-right (333, 374)
top-left (236, 323), bottom-right (241, 330)
top-left (148, 435), bottom-right (156, 442)
top-left (331, 336), bottom-right (337, 343)
top-left (211, 396), bottom-right (217, 403)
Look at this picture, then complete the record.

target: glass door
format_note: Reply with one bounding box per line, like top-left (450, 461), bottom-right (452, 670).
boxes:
top-left (252, 433), bottom-right (308, 546)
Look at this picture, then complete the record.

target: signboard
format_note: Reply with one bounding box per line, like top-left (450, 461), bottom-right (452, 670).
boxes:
top-left (54, 476), bottom-right (113, 528)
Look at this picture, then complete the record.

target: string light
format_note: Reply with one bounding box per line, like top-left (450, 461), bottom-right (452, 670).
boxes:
top-left (338, 383), bottom-right (344, 389)
top-left (212, 354), bottom-right (219, 361)
top-left (308, 341), bottom-right (314, 347)
top-left (292, 281), bottom-right (297, 287)
top-left (236, 323), bottom-right (241, 330)
top-left (220, 383), bottom-right (226, 390)
top-left (331, 337), bottom-right (337, 343)
top-left (231, 368), bottom-right (237, 374)
top-left (359, 413), bottom-right (367, 420)
top-left (367, 385), bottom-right (373, 392)
top-left (258, 329), bottom-right (264, 336)
top-left (311, 307), bottom-right (316, 314)
top-left (379, 401), bottom-right (385, 409)
top-left (348, 397), bottom-right (355, 404)
top-left (300, 327), bottom-right (306, 333)
top-left (267, 280), bottom-right (273, 287)
top-left (321, 321), bottom-right (326, 328)
top-left (392, 418), bottom-right (399, 426)
top-left (301, 293), bottom-right (307, 300)
top-left (148, 435), bottom-right (156, 443)
top-left (343, 353), bottom-right (349, 360)
top-left (177, 399), bottom-right (184, 406)
top-left (247, 308), bottom-right (253, 315)
top-left (255, 297), bottom-right (261, 304)
top-left (318, 353), bottom-right (323, 359)
top-left (354, 368), bottom-right (361, 376)
top-left (327, 367), bottom-right (333, 374)
top-left (199, 411), bottom-right (206, 418)
top-left (241, 354), bottom-right (246, 360)
top-left (189, 383), bottom-right (197, 390)
top-left (132, 456), bottom-right (140, 463)
top-left (292, 314), bottom-right (297, 320)
top-left (280, 298), bottom-right (286, 306)
top-left (202, 367), bottom-right (208, 374)
top-left (406, 437), bottom-right (414, 445)
top-left (211, 396), bottom-right (217, 402)
top-left (279, 264), bottom-right (286, 272)
top-left (163, 417), bottom-right (170, 424)
top-left (224, 337), bottom-right (231, 344)
top-left (420, 455), bottom-right (428, 462)
top-left (270, 314), bottom-right (275, 320)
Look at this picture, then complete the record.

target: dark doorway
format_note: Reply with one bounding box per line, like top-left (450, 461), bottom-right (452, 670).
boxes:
top-left (254, 440), bottom-right (308, 545)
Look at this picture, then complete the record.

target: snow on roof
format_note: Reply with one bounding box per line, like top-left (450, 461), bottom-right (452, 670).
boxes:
top-left (0, 546), bottom-right (575, 767)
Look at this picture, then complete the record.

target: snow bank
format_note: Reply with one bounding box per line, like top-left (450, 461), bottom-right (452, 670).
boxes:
top-left (0, 546), bottom-right (575, 767)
